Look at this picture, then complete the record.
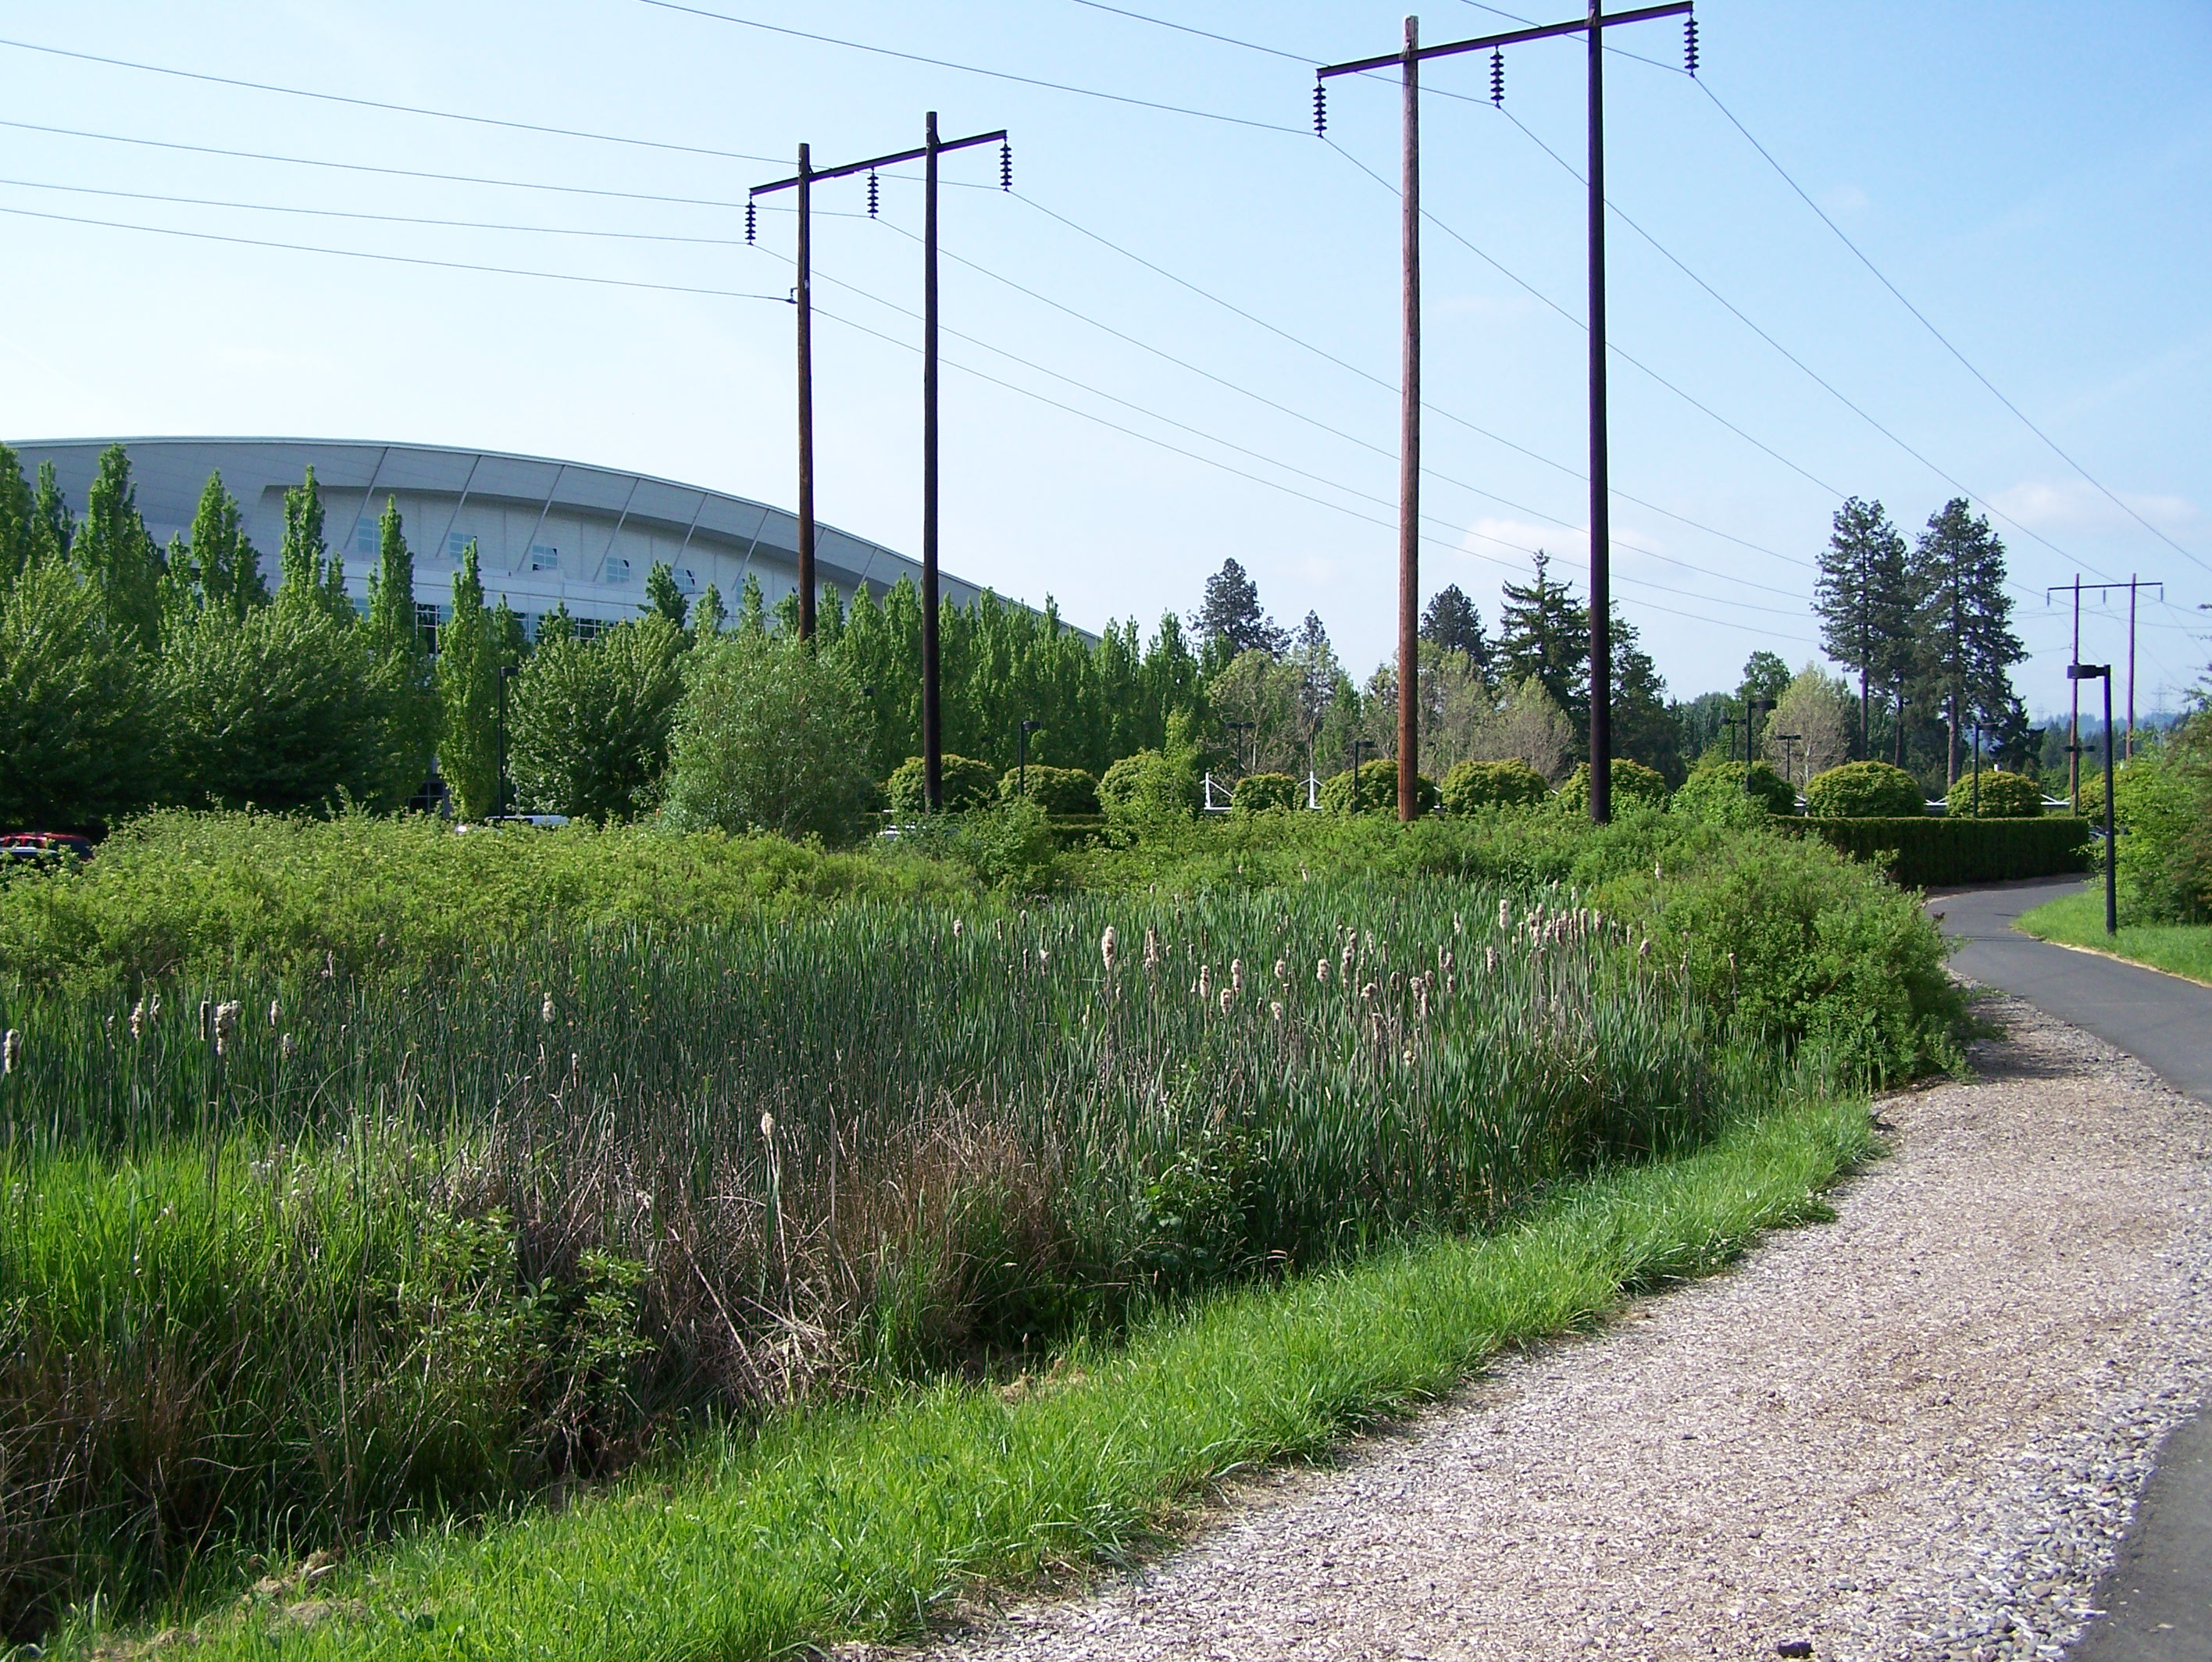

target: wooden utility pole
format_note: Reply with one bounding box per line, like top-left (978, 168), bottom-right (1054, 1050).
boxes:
top-left (2050, 575), bottom-right (2161, 793)
top-left (1397, 19), bottom-right (1422, 822)
top-left (1584, 0), bottom-right (1613, 823)
top-left (794, 143), bottom-right (816, 639)
top-left (1316, 0), bottom-right (1694, 827)
top-left (750, 119), bottom-right (1009, 807)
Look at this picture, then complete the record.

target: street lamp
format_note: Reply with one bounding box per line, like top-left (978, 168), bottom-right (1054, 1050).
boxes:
top-left (1016, 719), bottom-right (1040, 799)
top-left (1774, 733), bottom-right (1802, 793)
top-left (2067, 662), bottom-right (2117, 937)
top-left (496, 662), bottom-right (519, 819)
top-left (1741, 698), bottom-right (1775, 793)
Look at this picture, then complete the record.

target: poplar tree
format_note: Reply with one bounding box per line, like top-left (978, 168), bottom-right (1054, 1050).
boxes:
top-left (0, 444), bottom-right (34, 590)
top-left (436, 541), bottom-right (501, 818)
top-left (29, 462), bottom-right (73, 569)
top-left (187, 472), bottom-right (269, 620)
top-left (278, 465), bottom-right (354, 625)
top-left (1813, 497), bottom-right (1913, 756)
top-left (362, 496), bottom-right (440, 807)
top-left (644, 559), bottom-right (689, 628)
top-left (693, 583), bottom-right (725, 639)
top-left (70, 445), bottom-right (165, 654)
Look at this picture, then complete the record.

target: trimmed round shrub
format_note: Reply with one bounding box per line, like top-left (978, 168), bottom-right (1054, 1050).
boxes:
top-left (1098, 747), bottom-right (1201, 823)
top-left (1439, 758), bottom-right (1549, 815)
top-left (1230, 771), bottom-right (1299, 815)
top-left (1319, 758), bottom-right (1440, 816)
top-left (1553, 758), bottom-right (1671, 815)
top-left (885, 753), bottom-right (998, 815)
top-left (999, 763), bottom-right (1101, 815)
top-left (1943, 769), bottom-right (2043, 819)
top-left (1674, 761), bottom-right (1796, 822)
top-left (1804, 760), bottom-right (1925, 819)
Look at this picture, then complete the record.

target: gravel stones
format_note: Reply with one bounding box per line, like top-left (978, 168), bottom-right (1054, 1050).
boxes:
top-left (905, 996), bottom-right (2212, 1662)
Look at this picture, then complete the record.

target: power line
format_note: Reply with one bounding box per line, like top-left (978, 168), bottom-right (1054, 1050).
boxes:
top-left (1063, 0), bottom-right (1315, 65)
top-left (0, 202), bottom-right (790, 303)
top-left (0, 173), bottom-right (843, 243)
top-left (0, 34), bottom-right (780, 162)
top-left (634, 0), bottom-right (1308, 136)
top-left (1010, 187), bottom-right (1817, 573)
top-left (0, 116), bottom-right (751, 210)
top-left (1693, 78), bottom-right (2207, 576)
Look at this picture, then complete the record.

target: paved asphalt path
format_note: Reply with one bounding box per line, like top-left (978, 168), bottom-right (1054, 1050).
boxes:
top-left (1928, 878), bottom-right (2212, 1660)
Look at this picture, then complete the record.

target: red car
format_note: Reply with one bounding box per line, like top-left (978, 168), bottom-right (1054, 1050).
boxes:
top-left (0, 832), bottom-right (95, 863)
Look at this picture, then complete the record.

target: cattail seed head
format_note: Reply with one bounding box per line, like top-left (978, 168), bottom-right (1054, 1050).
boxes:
top-left (541, 993), bottom-right (555, 1024)
top-left (1361, 981), bottom-right (1378, 1004)
top-left (1101, 926), bottom-right (1118, 971)
top-left (1230, 959), bottom-right (1243, 994)
top-left (130, 997), bottom-right (147, 1040)
top-left (1, 1029), bottom-right (18, 1075)
top-left (1497, 897), bottom-right (1511, 930)
top-left (212, 1001), bottom-right (241, 1055)
top-left (952, 918), bottom-right (965, 938)
top-left (1197, 965), bottom-right (1211, 1001)
top-left (268, 999), bottom-right (282, 1029)
top-left (1219, 986), bottom-right (1233, 1014)
top-left (1273, 958), bottom-right (1287, 985)
top-left (1143, 925), bottom-right (1161, 972)
top-left (759, 1112), bottom-right (776, 1141)
top-left (280, 1033), bottom-right (296, 1061)
top-left (1270, 1000), bottom-right (1284, 1022)
top-left (1315, 958), bottom-right (1329, 984)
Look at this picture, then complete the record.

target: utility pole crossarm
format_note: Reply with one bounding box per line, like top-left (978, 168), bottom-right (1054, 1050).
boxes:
top-left (1315, 2), bottom-right (1689, 79)
top-left (749, 130), bottom-right (1006, 196)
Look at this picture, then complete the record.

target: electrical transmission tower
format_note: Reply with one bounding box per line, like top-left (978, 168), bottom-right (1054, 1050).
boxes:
top-left (751, 117), bottom-right (1011, 812)
top-left (1316, 3), bottom-right (1697, 824)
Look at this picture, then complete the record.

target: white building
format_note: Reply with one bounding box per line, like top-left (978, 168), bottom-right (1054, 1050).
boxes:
top-left (12, 437), bottom-right (1031, 640)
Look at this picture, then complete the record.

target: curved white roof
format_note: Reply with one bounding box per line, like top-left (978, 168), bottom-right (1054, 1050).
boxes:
top-left (9, 437), bottom-right (1042, 633)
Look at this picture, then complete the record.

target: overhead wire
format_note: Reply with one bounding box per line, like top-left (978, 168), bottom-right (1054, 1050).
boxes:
top-left (0, 34), bottom-right (781, 162)
top-left (0, 202), bottom-right (791, 303)
top-left (633, 0), bottom-right (1308, 136)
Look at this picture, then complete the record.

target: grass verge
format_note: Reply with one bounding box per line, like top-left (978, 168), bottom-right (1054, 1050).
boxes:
top-left (55, 1090), bottom-right (1876, 1662)
top-left (2014, 890), bottom-right (2212, 986)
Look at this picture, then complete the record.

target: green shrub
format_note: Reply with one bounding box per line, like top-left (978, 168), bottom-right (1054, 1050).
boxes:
top-left (1943, 769), bottom-right (2043, 819)
top-left (1595, 826), bottom-right (1964, 1085)
top-left (885, 753), bottom-right (999, 815)
top-left (1098, 747), bottom-right (1201, 826)
top-left (2077, 731), bottom-right (2211, 922)
top-left (1439, 758), bottom-right (1548, 815)
top-left (1321, 758), bottom-right (1439, 815)
top-left (1229, 772), bottom-right (1300, 815)
top-left (998, 764), bottom-right (1101, 816)
top-left (513, 618), bottom-right (688, 823)
top-left (1789, 816), bottom-right (2091, 888)
top-left (1672, 761), bottom-right (1795, 822)
top-left (1804, 761), bottom-right (1925, 819)
top-left (1553, 758), bottom-right (1671, 815)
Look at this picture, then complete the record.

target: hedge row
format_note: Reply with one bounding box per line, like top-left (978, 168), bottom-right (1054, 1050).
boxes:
top-left (1785, 815), bottom-right (2091, 887)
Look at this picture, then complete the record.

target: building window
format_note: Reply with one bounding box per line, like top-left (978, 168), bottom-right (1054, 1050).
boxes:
top-left (602, 557), bottom-right (631, 584)
top-left (676, 566), bottom-right (701, 593)
top-left (415, 601), bottom-right (444, 656)
top-left (354, 520), bottom-right (378, 555)
top-left (573, 616), bottom-right (609, 643)
top-left (530, 544), bottom-right (559, 573)
top-left (447, 531), bottom-right (472, 559)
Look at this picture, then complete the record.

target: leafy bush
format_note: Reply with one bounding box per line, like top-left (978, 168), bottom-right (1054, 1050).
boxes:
top-left (1673, 761), bottom-right (1796, 822)
top-left (1553, 758), bottom-right (1671, 815)
top-left (1595, 825), bottom-right (1964, 1085)
top-left (1790, 816), bottom-right (2090, 888)
top-left (885, 753), bottom-right (999, 815)
top-left (1943, 768), bottom-right (2043, 819)
top-left (998, 763), bottom-right (1101, 816)
top-left (512, 618), bottom-right (687, 822)
top-left (1805, 760), bottom-right (1925, 819)
top-left (1098, 747), bottom-right (1201, 826)
top-left (661, 630), bottom-right (877, 844)
top-left (0, 562), bottom-right (150, 830)
top-left (1321, 758), bottom-right (1439, 815)
top-left (2076, 729), bottom-right (2211, 922)
top-left (1229, 772), bottom-right (1299, 815)
top-left (1439, 758), bottom-right (1548, 815)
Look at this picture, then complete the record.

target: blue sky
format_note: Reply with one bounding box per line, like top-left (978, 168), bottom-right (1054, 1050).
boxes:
top-left (1, 0), bottom-right (2206, 716)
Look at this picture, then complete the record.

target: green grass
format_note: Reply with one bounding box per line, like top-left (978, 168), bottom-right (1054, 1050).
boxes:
top-left (2014, 887), bottom-right (2212, 986)
top-left (48, 1086), bottom-right (1877, 1662)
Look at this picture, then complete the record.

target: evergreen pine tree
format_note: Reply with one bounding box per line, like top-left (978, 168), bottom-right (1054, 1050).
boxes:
top-left (1911, 498), bottom-right (2022, 784)
top-left (1419, 583), bottom-right (1490, 675)
top-left (1190, 558), bottom-right (1286, 662)
top-left (70, 444), bottom-right (166, 654)
top-left (1813, 497), bottom-right (1913, 757)
top-left (436, 541), bottom-right (501, 818)
top-left (1496, 551), bottom-right (1591, 742)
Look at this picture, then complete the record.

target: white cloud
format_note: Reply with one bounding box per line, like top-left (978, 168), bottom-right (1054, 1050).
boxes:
top-left (1989, 480), bottom-right (2200, 536)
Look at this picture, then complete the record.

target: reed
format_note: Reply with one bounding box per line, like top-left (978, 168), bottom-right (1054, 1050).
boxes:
top-left (0, 879), bottom-right (1797, 1636)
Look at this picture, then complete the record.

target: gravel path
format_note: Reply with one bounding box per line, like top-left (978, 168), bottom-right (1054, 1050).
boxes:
top-left (906, 997), bottom-right (2212, 1662)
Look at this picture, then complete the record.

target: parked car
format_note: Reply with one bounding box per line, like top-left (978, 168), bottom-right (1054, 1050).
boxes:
top-left (1, 832), bottom-right (95, 863)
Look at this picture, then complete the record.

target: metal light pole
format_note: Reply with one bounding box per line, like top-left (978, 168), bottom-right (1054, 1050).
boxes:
top-left (1226, 720), bottom-right (1257, 773)
top-left (1741, 698), bottom-right (1774, 792)
top-left (2069, 662), bottom-right (2116, 936)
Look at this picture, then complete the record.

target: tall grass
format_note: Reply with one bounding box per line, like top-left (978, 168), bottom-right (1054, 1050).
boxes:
top-left (0, 880), bottom-right (1796, 1637)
